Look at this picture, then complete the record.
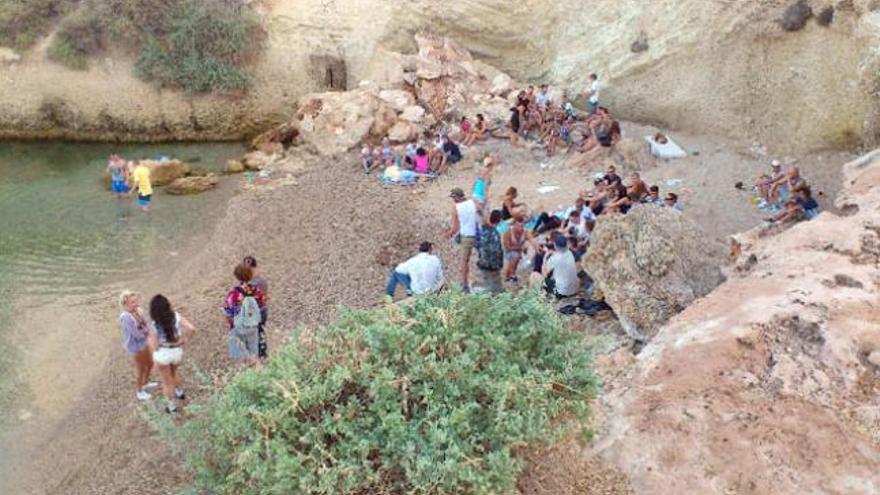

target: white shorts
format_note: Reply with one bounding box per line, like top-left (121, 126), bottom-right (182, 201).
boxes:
top-left (153, 347), bottom-right (183, 366)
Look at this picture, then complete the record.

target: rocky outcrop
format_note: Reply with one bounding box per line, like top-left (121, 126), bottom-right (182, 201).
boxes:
top-left (3, 1), bottom-right (880, 150)
top-left (595, 150), bottom-right (880, 494)
top-left (141, 159), bottom-right (190, 186)
top-left (166, 175), bottom-right (219, 195)
top-left (583, 205), bottom-right (725, 341)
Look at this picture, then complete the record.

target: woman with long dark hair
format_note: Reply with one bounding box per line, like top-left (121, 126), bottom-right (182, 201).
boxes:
top-left (148, 294), bottom-right (196, 414)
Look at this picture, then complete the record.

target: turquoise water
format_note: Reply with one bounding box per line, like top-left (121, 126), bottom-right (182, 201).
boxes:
top-left (0, 141), bottom-right (244, 426)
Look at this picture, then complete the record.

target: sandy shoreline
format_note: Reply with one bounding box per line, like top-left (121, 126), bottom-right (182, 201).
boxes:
top-left (0, 120), bottom-right (858, 494)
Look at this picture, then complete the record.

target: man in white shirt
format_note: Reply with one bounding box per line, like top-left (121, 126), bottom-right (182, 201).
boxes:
top-left (385, 242), bottom-right (444, 298)
top-left (542, 235), bottom-right (579, 298)
top-left (586, 73), bottom-right (600, 115)
top-left (535, 83), bottom-right (551, 109)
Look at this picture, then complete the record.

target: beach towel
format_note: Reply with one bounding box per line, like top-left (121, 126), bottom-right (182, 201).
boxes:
top-left (645, 135), bottom-right (687, 159)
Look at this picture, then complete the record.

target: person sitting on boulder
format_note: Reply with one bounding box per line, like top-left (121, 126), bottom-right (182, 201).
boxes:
top-left (626, 172), bottom-right (649, 202)
top-left (430, 132), bottom-right (447, 173)
top-left (765, 198), bottom-right (803, 225)
top-left (754, 160), bottom-right (786, 207)
top-left (404, 139), bottom-right (419, 167)
top-left (663, 192), bottom-right (682, 212)
top-left (603, 165), bottom-right (623, 187)
top-left (796, 187), bottom-right (819, 220)
top-left (643, 185), bottom-right (661, 204)
top-left (604, 184), bottom-right (633, 215)
top-left (385, 241), bottom-right (445, 298)
top-left (501, 186), bottom-right (523, 221)
top-left (770, 166), bottom-right (809, 207)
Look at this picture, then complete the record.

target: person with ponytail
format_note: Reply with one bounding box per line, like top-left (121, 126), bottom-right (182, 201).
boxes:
top-left (148, 294), bottom-right (196, 414)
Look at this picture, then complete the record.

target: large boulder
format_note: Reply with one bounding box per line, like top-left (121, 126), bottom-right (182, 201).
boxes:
top-left (387, 120), bottom-right (416, 143)
top-left (378, 89), bottom-right (416, 112)
top-left (295, 89), bottom-right (380, 156)
top-left (141, 159), bottom-right (189, 186)
top-left (583, 205), bottom-right (725, 341)
top-left (369, 103), bottom-right (398, 139)
top-left (166, 175), bottom-right (219, 195)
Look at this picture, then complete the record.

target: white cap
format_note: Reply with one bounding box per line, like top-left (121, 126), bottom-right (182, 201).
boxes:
top-left (770, 159), bottom-right (782, 168)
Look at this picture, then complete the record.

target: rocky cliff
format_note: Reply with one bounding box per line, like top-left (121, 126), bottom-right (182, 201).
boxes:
top-left (1, 0), bottom-right (879, 151)
top-left (594, 149), bottom-right (880, 494)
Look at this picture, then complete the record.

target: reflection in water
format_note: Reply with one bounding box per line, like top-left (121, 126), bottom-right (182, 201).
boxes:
top-left (0, 141), bottom-right (244, 428)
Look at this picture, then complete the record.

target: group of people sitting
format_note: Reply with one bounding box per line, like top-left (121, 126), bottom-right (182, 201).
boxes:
top-left (386, 156), bottom-right (682, 302)
top-left (363, 133), bottom-right (464, 181)
top-left (503, 77), bottom-right (622, 158)
top-left (752, 159), bottom-right (819, 225)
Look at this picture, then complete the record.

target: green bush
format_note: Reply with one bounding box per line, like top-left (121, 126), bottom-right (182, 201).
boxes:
top-left (134, 0), bottom-right (261, 93)
top-left (47, 1), bottom-right (104, 69)
top-left (162, 290), bottom-right (598, 495)
top-left (46, 36), bottom-right (87, 69)
top-left (0, 0), bottom-right (75, 49)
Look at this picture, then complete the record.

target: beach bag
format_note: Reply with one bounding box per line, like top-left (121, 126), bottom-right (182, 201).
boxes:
top-left (477, 228), bottom-right (503, 271)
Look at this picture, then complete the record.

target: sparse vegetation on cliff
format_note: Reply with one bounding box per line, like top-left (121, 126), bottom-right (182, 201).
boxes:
top-left (1, 0), bottom-right (262, 93)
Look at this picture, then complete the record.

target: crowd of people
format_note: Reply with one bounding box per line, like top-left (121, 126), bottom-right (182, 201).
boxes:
top-left (118, 256), bottom-right (269, 415)
top-left (386, 156), bottom-right (683, 301)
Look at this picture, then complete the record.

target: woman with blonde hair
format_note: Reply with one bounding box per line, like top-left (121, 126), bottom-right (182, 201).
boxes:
top-left (118, 290), bottom-right (155, 401)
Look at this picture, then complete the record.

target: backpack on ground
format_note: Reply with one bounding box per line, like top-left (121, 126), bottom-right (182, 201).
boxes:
top-left (477, 227), bottom-right (504, 271)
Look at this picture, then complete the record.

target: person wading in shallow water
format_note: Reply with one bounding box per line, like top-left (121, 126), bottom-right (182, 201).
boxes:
top-left (129, 160), bottom-right (152, 215)
top-left (148, 294), bottom-right (196, 415)
top-left (118, 290), bottom-right (157, 401)
top-left (243, 255), bottom-right (269, 360)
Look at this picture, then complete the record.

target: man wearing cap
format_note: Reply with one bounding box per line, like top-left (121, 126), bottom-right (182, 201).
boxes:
top-left (756, 160), bottom-right (786, 206)
top-left (385, 242), bottom-right (444, 298)
top-left (445, 187), bottom-right (481, 292)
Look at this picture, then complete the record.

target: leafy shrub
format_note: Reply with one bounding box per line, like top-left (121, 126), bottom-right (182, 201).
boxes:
top-left (162, 290), bottom-right (598, 495)
top-left (0, 0), bottom-right (75, 49)
top-left (47, 36), bottom-right (87, 69)
top-left (134, 0), bottom-right (261, 93)
top-left (47, 1), bottom-right (105, 69)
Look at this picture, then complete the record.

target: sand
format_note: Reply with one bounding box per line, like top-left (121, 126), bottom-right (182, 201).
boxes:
top-left (0, 122), bottom-right (856, 495)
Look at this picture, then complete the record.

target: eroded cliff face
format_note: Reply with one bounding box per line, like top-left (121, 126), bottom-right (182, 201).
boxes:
top-left (1, 0), bottom-right (879, 150)
top-left (593, 149), bottom-right (880, 494)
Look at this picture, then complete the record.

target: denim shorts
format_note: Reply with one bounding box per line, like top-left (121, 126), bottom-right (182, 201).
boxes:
top-left (137, 194), bottom-right (152, 206)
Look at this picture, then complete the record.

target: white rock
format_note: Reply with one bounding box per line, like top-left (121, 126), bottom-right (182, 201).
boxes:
top-left (400, 105), bottom-right (426, 123)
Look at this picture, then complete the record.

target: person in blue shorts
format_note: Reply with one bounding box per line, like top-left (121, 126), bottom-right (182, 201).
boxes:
top-left (107, 154), bottom-right (130, 196)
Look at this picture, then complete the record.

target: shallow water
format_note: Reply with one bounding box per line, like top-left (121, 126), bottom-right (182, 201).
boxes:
top-left (0, 141), bottom-right (244, 427)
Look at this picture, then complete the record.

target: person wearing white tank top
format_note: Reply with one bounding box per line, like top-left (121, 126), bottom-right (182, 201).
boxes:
top-left (446, 187), bottom-right (481, 291)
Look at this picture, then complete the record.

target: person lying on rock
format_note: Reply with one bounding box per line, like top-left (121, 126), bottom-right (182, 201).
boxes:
top-left (385, 241), bottom-right (445, 299)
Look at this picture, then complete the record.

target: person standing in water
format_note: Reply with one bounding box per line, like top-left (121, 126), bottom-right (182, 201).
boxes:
top-left (243, 256), bottom-right (269, 360)
top-left (129, 160), bottom-right (152, 214)
top-left (107, 154), bottom-right (130, 197)
top-left (118, 290), bottom-right (156, 401)
top-left (148, 294), bottom-right (196, 414)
